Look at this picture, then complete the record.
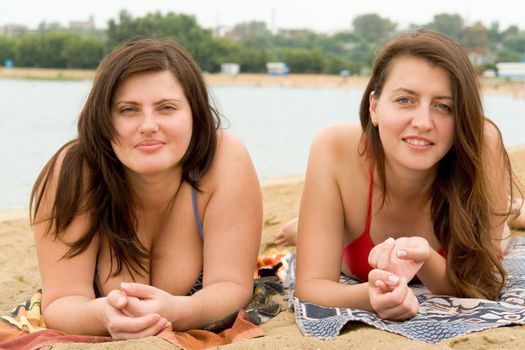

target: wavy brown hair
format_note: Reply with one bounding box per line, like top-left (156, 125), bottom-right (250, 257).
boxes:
top-left (31, 37), bottom-right (220, 277)
top-left (359, 29), bottom-right (521, 299)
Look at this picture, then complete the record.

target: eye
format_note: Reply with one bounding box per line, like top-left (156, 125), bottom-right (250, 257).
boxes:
top-left (435, 103), bottom-right (453, 113)
top-left (160, 104), bottom-right (177, 112)
top-left (120, 106), bottom-right (138, 114)
top-left (396, 97), bottom-right (412, 105)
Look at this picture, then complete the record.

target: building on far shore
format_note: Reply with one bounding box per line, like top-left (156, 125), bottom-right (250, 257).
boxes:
top-left (266, 62), bottom-right (289, 76)
top-left (496, 62), bottom-right (525, 80)
top-left (69, 16), bottom-right (95, 32)
top-left (1, 24), bottom-right (29, 38)
top-left (221, 63), bottom-right (240, 75)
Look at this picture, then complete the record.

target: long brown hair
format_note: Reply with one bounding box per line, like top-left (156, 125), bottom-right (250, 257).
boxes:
top-left (359, 29), bottom-right (521, 299)
top-left (31, 37), bottom-right (220, 277)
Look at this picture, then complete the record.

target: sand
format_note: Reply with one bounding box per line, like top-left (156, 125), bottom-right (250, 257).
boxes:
top-left (2, 67), bottom-right (525, 97)
top-left (1, 147), bottom-right (525, 349)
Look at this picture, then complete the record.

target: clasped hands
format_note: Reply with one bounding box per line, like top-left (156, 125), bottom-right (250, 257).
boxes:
top-left (367, 236), bottom-right (431, 321)
top-left (102, 283), bottom-right (173, 339)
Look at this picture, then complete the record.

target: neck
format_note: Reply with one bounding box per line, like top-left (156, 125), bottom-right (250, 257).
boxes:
top-left (127, 168), bottom-right (184, 212)
top-left (382, 160), bottom-right (436, 204)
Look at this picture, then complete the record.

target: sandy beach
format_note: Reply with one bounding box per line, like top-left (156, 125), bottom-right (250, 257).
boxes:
top-left (1, 68), bottom-right (525, 348)
top-left (2, 67), bottom-right (525, 97)
top-left (1, 147), bottom-right (525, 349)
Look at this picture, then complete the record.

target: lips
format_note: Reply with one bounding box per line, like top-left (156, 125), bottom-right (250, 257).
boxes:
top-left (135, 139), bottom-right (165, 152)
top-left (403, 137), bottom-right (434, 146)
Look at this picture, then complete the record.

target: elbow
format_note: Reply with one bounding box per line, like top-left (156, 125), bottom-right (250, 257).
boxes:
top-left (224, 281), bottom-right (254, 310)
top-left (41, 304), bottom-right (63, 333)
top-left (294, 276), bottom-right (309, 301)
top-left (239, 284), bottom-right (254, 308)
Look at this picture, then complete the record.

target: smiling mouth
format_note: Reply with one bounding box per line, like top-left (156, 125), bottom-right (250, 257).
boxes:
top-left (403, 138), bottom-right (434, 146)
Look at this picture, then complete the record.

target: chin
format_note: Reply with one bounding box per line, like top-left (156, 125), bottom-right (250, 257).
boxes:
top-left (404, 160), bottom-right (439, 171)
top-left (127, 163), bottom-right (177, 176)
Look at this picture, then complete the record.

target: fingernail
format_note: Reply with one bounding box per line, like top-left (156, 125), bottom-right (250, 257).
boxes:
top-left (118, 296), bottom-right (126, 305)
top-left (385, 237), bottom-right (395, 244)
top-left (387, 275), bottom-right (399, 285)
top-left (396, 250), bottom-right (407, 257)
top-left (121, 282), bottom-right (130, 289)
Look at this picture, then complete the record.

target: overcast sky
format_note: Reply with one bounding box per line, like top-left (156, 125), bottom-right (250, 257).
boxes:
top-left (2, 0), bottom-right (524, 33)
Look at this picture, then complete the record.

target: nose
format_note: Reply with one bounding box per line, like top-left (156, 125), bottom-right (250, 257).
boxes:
top-left (411, 104), bottom-right (433, 131)
top-left (138, 112), bottom-right (159, 134)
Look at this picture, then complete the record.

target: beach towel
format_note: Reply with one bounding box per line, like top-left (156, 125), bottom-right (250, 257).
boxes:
top-left (290, 236), bottom-right (525, 344)
top-left (0, 291), bottom-right (264, 350)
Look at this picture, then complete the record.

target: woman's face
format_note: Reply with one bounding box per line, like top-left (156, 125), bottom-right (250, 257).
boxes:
top-left (110, 70), bottom-right (193, 177)
top-left (369, 55), bottom-right (455, 173)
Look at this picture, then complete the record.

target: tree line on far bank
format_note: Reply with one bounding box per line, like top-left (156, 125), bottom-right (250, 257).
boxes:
top-left (0, 11), bottom-right (524, 75)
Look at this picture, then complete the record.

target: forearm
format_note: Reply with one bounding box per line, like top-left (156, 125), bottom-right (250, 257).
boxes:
top-left (417, 249), bottom-right (454, 295)
top-left (295, 278), bottom-right (372, 311)
top-left (166, 281), bottom-right (253, 331)
top-left (44, 296), bottom-right (107, 336)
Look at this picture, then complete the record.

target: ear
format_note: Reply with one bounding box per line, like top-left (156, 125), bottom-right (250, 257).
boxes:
top-left (369, 91), bottom-right (378, 121)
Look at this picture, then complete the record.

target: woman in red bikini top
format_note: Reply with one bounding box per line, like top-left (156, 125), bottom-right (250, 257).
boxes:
top-left (294, 29), bottom-right (523, 322)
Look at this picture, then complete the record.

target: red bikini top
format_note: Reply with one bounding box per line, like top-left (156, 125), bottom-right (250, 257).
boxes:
top-left (342, 166), bottom-right (446, 282)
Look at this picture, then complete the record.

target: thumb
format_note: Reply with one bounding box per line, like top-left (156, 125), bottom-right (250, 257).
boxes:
top-left (107, 289), bottom-right (128, 309)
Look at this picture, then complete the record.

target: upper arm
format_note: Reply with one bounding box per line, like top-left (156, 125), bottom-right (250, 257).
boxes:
top-left (33, 149), bottom-right (99, 311)
top-left (200, 132), bottom-right (262, 291)
top-left (296, 125), bottom-right (356, 289)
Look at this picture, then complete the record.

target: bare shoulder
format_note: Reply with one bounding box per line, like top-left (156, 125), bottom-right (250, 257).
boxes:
top-left (483, 119), bottom-right (503, 144)
top-left (483, 119), bottom-right (505, 156)
top-left (310, 123), bottom-right (363, 162)
top-left (34, 141), bottom-right (76, 202)
top-left (212, 130), bottom-right (252, 170)
top-left (201, 130), bottom-right (257, 187)
top-left (216, 130), bottom-right (249, 154)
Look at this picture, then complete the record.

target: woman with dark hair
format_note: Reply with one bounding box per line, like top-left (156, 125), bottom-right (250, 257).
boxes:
top-left (293, 29), bottom-right (523, 321)
top-left (31, 38), bottom-right (262, 338)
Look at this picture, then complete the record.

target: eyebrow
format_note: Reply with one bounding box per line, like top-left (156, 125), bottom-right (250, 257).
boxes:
top-left (391, 88), bottom-right (453, 100)
top-left (113, 98), bottom-right (183, 106)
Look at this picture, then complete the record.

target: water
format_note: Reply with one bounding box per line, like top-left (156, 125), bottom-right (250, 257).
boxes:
top-left (1, 79), bottom-right (525, 209)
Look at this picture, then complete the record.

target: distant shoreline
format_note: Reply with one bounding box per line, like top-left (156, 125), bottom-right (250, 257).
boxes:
top-left (1, 67), bottom-right (524, 97)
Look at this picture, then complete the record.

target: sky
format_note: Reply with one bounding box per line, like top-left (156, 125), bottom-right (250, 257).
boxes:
top-left (1, 0), bottom-right (524, 33)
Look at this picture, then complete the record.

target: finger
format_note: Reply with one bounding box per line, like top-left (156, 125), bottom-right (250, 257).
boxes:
top-left (376, 280), bottom-right (418, 320)
top-left (378, 238), bottom-right (395, 270)
top-left (374, 275), bottom-right (400, 292)
top-left (373, 279), bottom-right (395, 293)
top-left (111, 317), bottom-right (170, 340)
top-left (386, 292), bottom-right (419, 321)
top-left (122, 296), bottom-right (147, 317)
top-left (109, 313), bottom-right (164, 335)
top-left (107, 290), bottom-right (128, 309)
top-left (368, 269), bottom-right (399, 286)
top-left (378, 277), bottom-right (409, 310)
top-left (368, 269), bottom-right (400, 297)
top-left (368, 245), bottom-right (381, 267)
top-left (121, 282), bottom-right (157, 299)
top-left (396, 246), bottom-right (430, 262)
top-left (369, 238), bottom-right (393, 267)
top-left (410, 291), bottom-right (420, 315)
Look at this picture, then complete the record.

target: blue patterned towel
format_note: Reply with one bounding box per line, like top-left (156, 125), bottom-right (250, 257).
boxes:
top-left (290, 236), bottom-right (525, 343)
